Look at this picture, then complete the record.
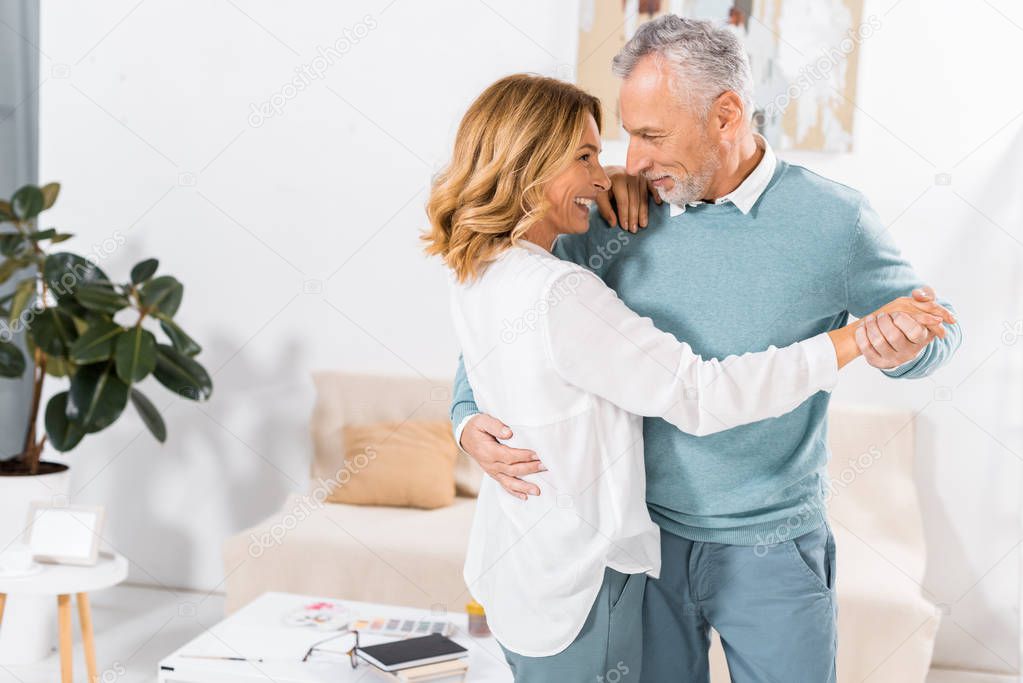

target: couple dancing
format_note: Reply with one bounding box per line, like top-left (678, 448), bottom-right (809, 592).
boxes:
top-left (423, 15), bottom-right (961, 683)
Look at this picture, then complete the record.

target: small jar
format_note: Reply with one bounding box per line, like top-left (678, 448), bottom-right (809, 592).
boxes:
top-left (466, 600), bottom-right (490, 637)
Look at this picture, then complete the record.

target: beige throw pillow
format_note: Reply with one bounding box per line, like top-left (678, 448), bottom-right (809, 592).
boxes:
top-left (325, 420), bottom-right (458, 509)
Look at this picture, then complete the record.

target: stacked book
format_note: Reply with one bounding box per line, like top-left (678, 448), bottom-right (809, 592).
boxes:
top-left (357, 633), bottom-right (470, 681)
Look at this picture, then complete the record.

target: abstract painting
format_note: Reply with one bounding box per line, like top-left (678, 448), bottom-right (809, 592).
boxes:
top-left (576, 0), bottom-right (868, 152)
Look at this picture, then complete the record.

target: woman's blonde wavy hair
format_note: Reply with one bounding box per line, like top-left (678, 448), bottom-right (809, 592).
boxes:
top-left (423, 74), bottom-right (602, 283)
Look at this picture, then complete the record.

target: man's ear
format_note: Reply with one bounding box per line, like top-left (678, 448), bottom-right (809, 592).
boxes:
top-left (713, 91), bottom-right (745, 139)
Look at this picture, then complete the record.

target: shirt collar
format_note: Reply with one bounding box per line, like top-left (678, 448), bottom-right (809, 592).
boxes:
top-left (668, 134), bottom-right (776, 217)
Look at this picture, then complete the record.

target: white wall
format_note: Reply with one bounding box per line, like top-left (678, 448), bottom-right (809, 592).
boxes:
top-left (38, 0), bottom-right (578, 586)
top-left (790, 1), bottom-right (1023, 673)
top-left (37, 0), bottom-right (1021, 675)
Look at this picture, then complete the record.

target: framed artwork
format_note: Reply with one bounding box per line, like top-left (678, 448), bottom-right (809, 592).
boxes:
top-left (24, 502), bottom-right (106, 566)
top-left (576, 0), bottom-right (868, 152)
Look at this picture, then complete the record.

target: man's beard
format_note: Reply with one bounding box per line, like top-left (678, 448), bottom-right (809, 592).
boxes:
top-left (648, 147), bottom-right (720, 207)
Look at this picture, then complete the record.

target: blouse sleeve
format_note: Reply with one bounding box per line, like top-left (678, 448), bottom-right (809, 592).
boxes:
top-left (541, 270), bottom-right (838, 436)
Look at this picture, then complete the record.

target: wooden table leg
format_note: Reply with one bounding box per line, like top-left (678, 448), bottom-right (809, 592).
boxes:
top-left (77, 593), bottom-right (98, 683)
top-left (0, 593), bottom-right (6, 629)
top-left (58, 594), bottom-right (73, 683)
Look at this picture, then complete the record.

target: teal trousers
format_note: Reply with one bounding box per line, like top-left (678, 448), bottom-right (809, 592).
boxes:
top-left (500, 567), bottom-right (647, 682)
top-left (500, 524), bottom-right (837, 682)
top-left (641, 523), bottom-right (838, 682)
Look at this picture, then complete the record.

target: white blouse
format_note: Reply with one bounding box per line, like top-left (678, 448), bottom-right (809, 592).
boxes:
top-left (450, 239), bottom-right (838, 657)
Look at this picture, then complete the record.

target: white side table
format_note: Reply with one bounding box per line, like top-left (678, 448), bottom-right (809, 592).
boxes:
top-left (0, 552), bottom-right (128, 683)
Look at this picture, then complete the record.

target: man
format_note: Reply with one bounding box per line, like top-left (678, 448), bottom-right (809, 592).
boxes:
top-left (451, 15), bottom-right (962, 682)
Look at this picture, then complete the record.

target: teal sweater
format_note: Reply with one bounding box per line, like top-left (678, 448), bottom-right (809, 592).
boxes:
top-left (451, 161), bottom-right (962, 546)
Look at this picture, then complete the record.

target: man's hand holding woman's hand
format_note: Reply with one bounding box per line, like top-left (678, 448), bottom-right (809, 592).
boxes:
top-left (857, 286), bottom-right (955, 369)
top-left (829, 288), bottom-right (955, 369)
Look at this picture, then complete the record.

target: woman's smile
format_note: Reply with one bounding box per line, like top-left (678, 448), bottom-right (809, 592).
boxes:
top-left (573, 196), bottom-right (594, 218)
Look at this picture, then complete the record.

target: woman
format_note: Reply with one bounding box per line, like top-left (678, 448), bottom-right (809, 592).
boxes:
top-left (423, 74), bottom-right (949, 681)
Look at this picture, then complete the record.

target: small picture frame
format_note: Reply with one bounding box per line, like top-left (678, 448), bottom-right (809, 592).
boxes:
top-left (24, 502), bottom-right (106, 566)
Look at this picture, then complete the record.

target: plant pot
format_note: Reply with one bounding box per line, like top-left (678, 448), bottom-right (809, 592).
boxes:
top-left (0, 460), bottom-right (71, 665)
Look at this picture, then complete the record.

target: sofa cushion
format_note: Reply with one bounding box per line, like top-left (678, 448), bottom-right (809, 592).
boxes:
top-left (325, 421), bottom-right (457, 509)
top-left (224, 494), bottom-right (477, 614)
top-left (310, 371), bottom-right (484, 498)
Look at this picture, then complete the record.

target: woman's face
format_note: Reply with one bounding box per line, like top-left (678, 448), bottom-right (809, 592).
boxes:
top-left (540, 115), bottom-right (611, 238)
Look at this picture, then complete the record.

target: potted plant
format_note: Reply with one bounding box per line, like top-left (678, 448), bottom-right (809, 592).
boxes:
top-left (0, 182), bottom-right (212, 661)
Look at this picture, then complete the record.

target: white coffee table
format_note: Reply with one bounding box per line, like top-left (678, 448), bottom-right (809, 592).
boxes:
top-left (158, 591), bottom-right (512, 682)
top-left (0, 551), bottom-right (129, 683)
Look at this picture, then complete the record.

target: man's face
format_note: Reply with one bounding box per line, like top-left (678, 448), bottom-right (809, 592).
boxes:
top-left (620, 55), bottom-right (721, 206)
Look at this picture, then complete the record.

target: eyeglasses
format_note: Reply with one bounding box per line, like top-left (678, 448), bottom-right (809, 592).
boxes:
top-left (301, 629), bottom-right (361, 669)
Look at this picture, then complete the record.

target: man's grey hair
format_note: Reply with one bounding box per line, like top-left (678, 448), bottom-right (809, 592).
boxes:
top-left (612, 15), bottom-right (754, 119)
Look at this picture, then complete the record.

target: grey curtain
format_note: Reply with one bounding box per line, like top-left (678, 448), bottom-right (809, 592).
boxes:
top-left (0, 0), bottom-right (39, 460)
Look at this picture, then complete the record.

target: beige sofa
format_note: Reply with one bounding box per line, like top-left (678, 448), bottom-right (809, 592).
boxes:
top-left (224, 372), bottom-right (939, 681)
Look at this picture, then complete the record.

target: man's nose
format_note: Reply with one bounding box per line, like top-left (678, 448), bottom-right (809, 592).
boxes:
top-left (625, 141), bottom-right (649, 177)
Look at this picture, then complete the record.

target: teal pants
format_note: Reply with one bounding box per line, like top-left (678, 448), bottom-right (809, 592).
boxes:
top-left (641, 523), bottom-right (838, 682)
top-left (500, 567), bottom-right (647, 682)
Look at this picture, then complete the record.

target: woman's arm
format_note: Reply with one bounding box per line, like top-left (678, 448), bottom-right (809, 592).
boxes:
top-left (542, 270), bottom-right (948, 437)
top-left (827, 295), bottom-right (952, 369)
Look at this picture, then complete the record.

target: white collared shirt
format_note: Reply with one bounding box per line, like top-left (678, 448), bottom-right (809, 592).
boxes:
top-left (450, 240), bottom-right (838, 656)
top-left (668, 134), bottom-right (777, 217)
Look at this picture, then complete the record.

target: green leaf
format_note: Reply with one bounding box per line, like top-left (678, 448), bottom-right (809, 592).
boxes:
top-left (75, 282), bottom-right (130, 314)
top-left (0, 233), bottom-right (27, 256)
top-left (130, 258), bottom-right (159, 285)
top-left (44, 253), bottom-right (111, 302)
top-left (40, 183), bottom-right (60, 211)
top-left (140, 276), bottom-right (183, 317)
top-left (30, 228), bottom-right (57, 241)
top-left (49, 233), bottom-right (73, 244)
top-left (0, 200), bottom-right (12, 222)
top-left (45, 354), bottom-right (74, 378)
top-left (29, 307), bottom-right (78, 356)
top-left (0, 340), bottom-right (26, 378)
top-left (115, 327), bottom-right (156, 383)
top-left (158, 316), bottom-right (201, 356)
top-left (67, 363), bottom-right (130, 433)
top-left (130, 388), bottom-right (166, 443)
top-left (45, 392), bottom-right (85, 452)
top-left (11, 185), bottom-right (44, 220)
top-left (0, 258), bottom-right (29, 285)
top-left (8, 277), bottom-right (36, 324)
top-left (71, 309), bottom-right (114, 331)
top-left (153, 343), bottom-right (212, 401)
top-left (68, 320), bottom-right (123, 364)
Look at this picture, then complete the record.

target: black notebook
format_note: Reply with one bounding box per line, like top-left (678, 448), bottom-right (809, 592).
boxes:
top-left (356, 633), bottom-right (469, 672)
